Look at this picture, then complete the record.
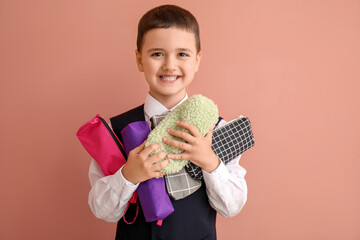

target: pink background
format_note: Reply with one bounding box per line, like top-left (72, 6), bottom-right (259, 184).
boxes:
top-left (1, 0), bottom-right (359, 239)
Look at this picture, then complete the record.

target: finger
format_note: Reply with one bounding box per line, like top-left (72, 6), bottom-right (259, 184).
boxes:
top-left (167, 153), bottom-right (190, 160)
top-left (162, 137), bottom-right (191, 151)
top-left (166, 128), bottom-right (194, 143)
top-left (130, 140), bottom-right (147, 154)
top-left (176, 121), bottom-right (201, 137)
top-left (147, 151), bottom-right (167, 164)
top-left (152, 171), bottom-right (166, 179)
top-left (205, 124), bottom-right (215, 140)
top-left (140, 142), bottom-right (162, 158)
top-left (150, 158), bottom-right (169, 173)
top-left (156, 158), bottom-right (169, 170)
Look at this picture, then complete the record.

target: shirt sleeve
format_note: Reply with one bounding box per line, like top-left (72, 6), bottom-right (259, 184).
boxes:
top-left (88, 158), bottom-right (139, 222)
top-left (87, 120), bottom-right (140, 222)
top-left (202, 119), bottom-right (248, 217)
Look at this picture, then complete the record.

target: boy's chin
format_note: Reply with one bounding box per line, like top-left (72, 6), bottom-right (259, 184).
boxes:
top-left (151, 90), bottom-right (186, 99)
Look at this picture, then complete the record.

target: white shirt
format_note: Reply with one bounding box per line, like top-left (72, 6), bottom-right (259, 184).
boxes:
top-left (88, 93), bottom-right (248, 222)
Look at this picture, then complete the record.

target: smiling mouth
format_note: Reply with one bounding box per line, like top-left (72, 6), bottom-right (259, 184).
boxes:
top-left (159, 75), bottom-right (181, 82)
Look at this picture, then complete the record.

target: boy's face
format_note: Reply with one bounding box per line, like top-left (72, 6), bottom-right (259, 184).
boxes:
top-left (136, 27), bottom-right (201, 105)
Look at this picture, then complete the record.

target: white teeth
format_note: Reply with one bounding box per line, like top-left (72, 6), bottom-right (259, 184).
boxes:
top-left (161, 76), bottom-right (178, 81)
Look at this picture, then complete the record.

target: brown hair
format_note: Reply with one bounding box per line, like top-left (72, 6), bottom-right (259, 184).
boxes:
top-left (137, 5), bottom-right (201, 53)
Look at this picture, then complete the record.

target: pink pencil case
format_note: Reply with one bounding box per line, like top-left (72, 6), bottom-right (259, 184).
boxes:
top-left (76, 114), bottom-right (137, 203)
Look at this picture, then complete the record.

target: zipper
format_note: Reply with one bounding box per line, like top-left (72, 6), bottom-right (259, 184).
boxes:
top-left (96, 116), bottom-right (127, 158)
top-left (213, 116), bottom-right (246, 133)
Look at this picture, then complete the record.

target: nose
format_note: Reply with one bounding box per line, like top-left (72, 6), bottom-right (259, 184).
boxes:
top-left (162, 55), bottom-right (177, 72)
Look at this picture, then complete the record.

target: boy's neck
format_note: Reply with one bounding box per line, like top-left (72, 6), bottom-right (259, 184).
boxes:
top-left (150, 92), bottom-right (187, 110)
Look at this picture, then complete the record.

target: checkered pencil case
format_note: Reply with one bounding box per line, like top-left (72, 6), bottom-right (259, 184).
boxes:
top-left (185, 116), bottom-right (255, 180)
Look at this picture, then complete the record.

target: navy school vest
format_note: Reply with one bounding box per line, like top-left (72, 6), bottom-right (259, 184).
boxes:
top-left (110, 105), bottom-right (217, 240)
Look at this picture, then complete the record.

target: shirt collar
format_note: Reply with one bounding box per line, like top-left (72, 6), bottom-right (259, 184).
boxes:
top-left (144, 93), bottom-right (188, 121)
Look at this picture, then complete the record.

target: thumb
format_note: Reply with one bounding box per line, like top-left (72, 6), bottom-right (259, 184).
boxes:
top-left (205, 124), bottom-right (215, 140)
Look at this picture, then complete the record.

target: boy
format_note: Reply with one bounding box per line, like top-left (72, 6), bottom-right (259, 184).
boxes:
top-left (88, 4), bottom-right (247, 240)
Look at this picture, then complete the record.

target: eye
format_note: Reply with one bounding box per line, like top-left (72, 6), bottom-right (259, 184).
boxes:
top-left (178, 52), bottom-right (189, 57)
top-left (151, 52), bottom-right (163, 57)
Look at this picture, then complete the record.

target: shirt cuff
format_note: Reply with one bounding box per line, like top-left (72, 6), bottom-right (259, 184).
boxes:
top-left (108, 165), bottom-right (139, 197)
top-left (202, 161), bottom-right (230, 184)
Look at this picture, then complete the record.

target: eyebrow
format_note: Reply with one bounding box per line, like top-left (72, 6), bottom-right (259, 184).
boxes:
top-left (147, 48), bottom-right (193, 53)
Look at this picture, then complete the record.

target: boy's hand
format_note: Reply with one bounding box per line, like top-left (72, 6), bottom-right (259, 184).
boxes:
top-left (122, 140), bottom-right (169, 184)
top-left (163, 122), bottom-right (220, 173)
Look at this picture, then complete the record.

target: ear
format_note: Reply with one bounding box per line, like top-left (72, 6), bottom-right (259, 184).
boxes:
top-left (135, 49), bottom-right (144, 72)
top-left (194, 51), bottom-right (202, 73)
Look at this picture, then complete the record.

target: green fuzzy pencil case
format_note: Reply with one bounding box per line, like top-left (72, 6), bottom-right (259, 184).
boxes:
top-left (145, 94), bottom-right (219, 174)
